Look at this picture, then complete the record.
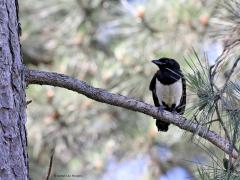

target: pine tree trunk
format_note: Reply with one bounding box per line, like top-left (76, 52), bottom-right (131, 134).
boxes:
top-left (0, 0), bottom-right (28, 179)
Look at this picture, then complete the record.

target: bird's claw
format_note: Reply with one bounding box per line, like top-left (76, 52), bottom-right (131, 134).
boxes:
top-left (158, 106), bottom-right (165, 115)
top-left (171, 108), bottom-right (178, 116)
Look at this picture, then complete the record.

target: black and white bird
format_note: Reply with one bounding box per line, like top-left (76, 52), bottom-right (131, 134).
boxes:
top-left (149, 57), bottom-right (186, 132)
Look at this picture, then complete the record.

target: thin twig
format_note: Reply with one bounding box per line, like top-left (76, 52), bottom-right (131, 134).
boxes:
top-left (215, 57), bottom-right (240, 146)
top-left (209, 56), bottom-right (230, 142)
top-left (45, 147), bottom-right (55, 180)
top-left (211, 40), bottom-right (240, 78)
top-left (215, 103), bottom-right (231, 144)
top-left (211, 47), bottom-right (229, 78)
top-left (25, 68), bottom-right (238, 159)
top-left (201, 119), bottom-right (219, 125)
top-left (140, 17), bottom-right (160, 33)
top-left (221, 57), bottom-right (240, 93)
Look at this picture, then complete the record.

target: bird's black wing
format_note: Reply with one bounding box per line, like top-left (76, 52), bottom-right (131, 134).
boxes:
top-left (150, 72), bottom-right (169, 132)
top-left (176, 72), bottom-right (186, 115)
top-left (149, 72), bottom-right (156, 91)
top-left (149, 72), bottom-right (160, 107)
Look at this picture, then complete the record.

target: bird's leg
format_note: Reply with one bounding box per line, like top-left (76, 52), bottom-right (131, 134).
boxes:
top-left (157, 105), bottom-right (165, 115)
top-left (170, 104), bottom-right (177, 115)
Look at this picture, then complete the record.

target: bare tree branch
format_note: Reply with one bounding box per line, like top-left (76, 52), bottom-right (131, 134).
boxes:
top-left (25, 68), bottom-right (238, 159)
top-left (222, 57), bottom-right (240, 93)
top-left (45, 147), bottom-right (55, 180)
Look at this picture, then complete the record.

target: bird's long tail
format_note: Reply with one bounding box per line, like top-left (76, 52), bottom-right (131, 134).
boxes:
top-left (156, 119), bottom-right (170, 132)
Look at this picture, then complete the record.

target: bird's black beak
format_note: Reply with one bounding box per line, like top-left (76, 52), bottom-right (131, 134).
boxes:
top-left (152, 60), bottom-right (165, 66)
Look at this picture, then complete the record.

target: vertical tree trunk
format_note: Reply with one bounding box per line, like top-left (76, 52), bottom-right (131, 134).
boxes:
top-left (0, 0), bottom-right (28, 179)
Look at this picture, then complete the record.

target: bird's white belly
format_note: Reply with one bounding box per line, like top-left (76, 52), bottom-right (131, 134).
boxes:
top-left (155, 79), bottom-right (182, 107)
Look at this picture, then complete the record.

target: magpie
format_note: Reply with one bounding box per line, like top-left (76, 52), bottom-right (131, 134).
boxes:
top-left (149, 57), bottom-right (186, 132)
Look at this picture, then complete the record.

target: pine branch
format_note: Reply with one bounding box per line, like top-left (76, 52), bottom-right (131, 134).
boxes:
top-left (25, 68), bottom-right (238, 159)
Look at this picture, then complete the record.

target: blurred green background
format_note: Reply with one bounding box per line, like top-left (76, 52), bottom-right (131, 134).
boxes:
top-left (20, 0), bottom-right (223, 179)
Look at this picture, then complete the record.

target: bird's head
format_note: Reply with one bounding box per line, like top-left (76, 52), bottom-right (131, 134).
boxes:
top-left (152, 57), bottom-right (180, 70)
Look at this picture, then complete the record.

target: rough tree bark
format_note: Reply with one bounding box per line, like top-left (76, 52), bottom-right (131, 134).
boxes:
top-left (0, 0), bottom-right (28, 179)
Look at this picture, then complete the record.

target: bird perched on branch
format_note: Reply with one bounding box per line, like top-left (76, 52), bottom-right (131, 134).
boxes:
top-left (149, 58), bottom-right (186, 132)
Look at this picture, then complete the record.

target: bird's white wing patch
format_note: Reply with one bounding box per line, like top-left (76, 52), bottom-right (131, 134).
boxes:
top-left (155, 79), bottom-right (183, 107)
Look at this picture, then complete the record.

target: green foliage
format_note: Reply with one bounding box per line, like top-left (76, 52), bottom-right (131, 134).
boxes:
top-left (184, 54), bottom-right (216, 124)
top-left (197, 166), bottom-right (240, 180)
top-left (184, 52), bottom-right (240, 177)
